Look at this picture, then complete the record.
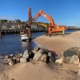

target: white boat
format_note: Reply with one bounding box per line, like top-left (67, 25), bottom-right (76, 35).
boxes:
top-left (20, 34), bottom-right (29, 41)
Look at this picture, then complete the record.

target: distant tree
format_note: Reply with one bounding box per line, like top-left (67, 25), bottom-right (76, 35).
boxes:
top-left (15, 19), bottom-right (21, 23)
top-left (0, 19), bottom-right (8, 23)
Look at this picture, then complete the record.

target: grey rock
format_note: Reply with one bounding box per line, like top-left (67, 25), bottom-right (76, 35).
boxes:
top-left (48, 52), bottom-right (52, 57)
top-left (33, 53), bottom-right (42, 60)
top-left (37, 48), bottom-right (43, 54)
top-left (10, 54), bottom-right (13, 57)
top-left (20, 58), bottom-right (27, 62)
top-left (77, 48), bottom-right (80, 59)
top-left (8, 58), bottom-right (14, 66)
top-left (69, 55), bottom-right (79, 64)
top-left (34, 46), bottom-right (39, 52)
top-left (40, 54), bottom-right (47, 62)
top-left (23, 50), bottom-right (29, 59)
top-left (48, 56), bottom-right (54, 64)
top-left (33, 49), bottom-right (43, 60)
top-left (17, 53), bottom-right (23, 57)
top-left (63, 47), bottom-right (78, 57)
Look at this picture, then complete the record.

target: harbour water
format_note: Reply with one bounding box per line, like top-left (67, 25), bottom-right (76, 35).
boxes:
top-left (0, 30), bottom-right (77, 56)
top-left (0, 32), bottom-right (44, 56)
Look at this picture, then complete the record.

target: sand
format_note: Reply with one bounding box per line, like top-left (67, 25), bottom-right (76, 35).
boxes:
top-left (0, 31), bottom-right (80, 80)
top-left (34, 31), bottom-right (80, 54)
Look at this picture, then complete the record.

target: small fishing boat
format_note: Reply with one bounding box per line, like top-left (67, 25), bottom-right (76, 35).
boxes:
top-left (20, 34), bottom-right (29, 41)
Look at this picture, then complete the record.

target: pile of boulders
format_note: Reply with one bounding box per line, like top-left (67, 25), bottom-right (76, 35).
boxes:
top-left (4, 46), bottom-right (58, 66)
top-left (54, 47), bottom-right (80, 75)
top-left (63, 47), bottom-right (80, 64)
top-left (3, 46), bottom-right (80, 75)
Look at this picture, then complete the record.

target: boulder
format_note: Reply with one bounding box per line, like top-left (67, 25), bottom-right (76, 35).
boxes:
top-left (48, 56), bottom-right (54, 64)
top-left (38, 48), bottom-right (44, 54)
top-left (17, 53), bottom-right (23, 57)
top-left (34, 46), bottom-right (39, 52)
top-left (23, 50), bottom-right (29, 59)
top-left (63, 56), bottom-right (71, 63)
top-left (10, 54), bottom-right (13, 57)
top-left (33, 53), bottom-right (42, 60)
top-left (8, 58), bottom-right (15, 66)
top-left (69, 55), bottom-right (79, 64)
top-left (63, 47), bottom-right (78, 57)
top-left (48, 52), bottom-right (52, 57)
top-left (20, 58), bottom-right (27, 62)
top-left (55, 57), bottom-right (64, 64)
top-left (77, 48), bottom-right (80, 59)
top-left (33, 49), bottom-right (43, 60)
top-left (4, 55), bottom-right (9, 60)
top-left (40, 54), bottom-right (47, 62)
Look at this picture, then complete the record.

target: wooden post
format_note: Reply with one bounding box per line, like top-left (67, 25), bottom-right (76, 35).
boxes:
top-left (28, 6), bottom-right (32, 41)
top-left (0, 27), bottom-right (2, 38)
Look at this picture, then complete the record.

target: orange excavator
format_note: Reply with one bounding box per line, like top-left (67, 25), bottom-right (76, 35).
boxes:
top-left (32, 10), bottom-right (67, 36)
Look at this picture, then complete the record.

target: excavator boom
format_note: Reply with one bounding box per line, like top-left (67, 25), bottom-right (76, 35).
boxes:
top-left (30, 7), bottom-right (67, 35)
top-left (32, 10), bottom-right (55, 26)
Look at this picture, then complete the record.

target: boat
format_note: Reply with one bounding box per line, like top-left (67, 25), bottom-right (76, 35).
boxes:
top-left (20, 34), bottom-right (29, 41)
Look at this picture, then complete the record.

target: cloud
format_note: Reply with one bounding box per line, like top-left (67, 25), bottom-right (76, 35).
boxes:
top-left (0, 16), bottom-right (19, 20)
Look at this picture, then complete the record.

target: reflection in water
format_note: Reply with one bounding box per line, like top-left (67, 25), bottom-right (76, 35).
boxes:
top-left (21, 42), bottom-right (28, 47)
top-left (21, 41), bottom-right (36, 54)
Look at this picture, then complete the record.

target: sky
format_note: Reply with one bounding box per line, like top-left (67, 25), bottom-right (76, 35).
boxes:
top-left (0, 0), bottom-right (80, 26)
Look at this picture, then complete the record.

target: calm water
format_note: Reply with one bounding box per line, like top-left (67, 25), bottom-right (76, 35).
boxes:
top-left (0, 32), bottom-right (44, 56)
top-left (0, 30), bottom-right (78, 55)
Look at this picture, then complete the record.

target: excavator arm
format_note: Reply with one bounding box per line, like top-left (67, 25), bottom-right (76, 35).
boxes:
top-left (32, 10), bottom-right (55, 26)
top-left (30, 7), bottom-right (67, 35)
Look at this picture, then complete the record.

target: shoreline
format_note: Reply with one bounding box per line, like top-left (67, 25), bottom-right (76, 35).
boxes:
top-left (33, 31), bottom-right (80, 54)
top-left (0, 31), bottom-right (80, 80)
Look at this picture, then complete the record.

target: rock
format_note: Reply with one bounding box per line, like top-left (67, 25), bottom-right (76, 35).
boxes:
top-left (77, 48), bottom-right (80, 59)
top-left (48, 52), bottom-right (52, 57)
top-left (48, 56), bottom-right (54, 64)
top-left (63, 47), bottom-right (78, 57)
top-left (8, 58), bottom-right (15, 66)
top-left (15, 57), bottom-right (20, 63)
top-left (10, 54), bottom-right (13, 57)
top-left (40, 54), bottom-right (47, 62)
top-left (20, 58), bottom-right (27, 62)
top-left (33, 49), bottom-right (43, 60)
top-left (33, 52), bottom-right (42, 60)
top-left (55, 57), bottom-right (64, 64)
top-left (23, 50), bottom-right (29, 59)
top-left (63, 56), bottom-right (71, 63)
top-left (37, 48), bottom-right (44, 54)
top-left (34, 46), bottom-right (39, 52)
top-left (69, 55), bottom-right (79, 64)
top-left (32, 50), bottom-right (38, 54)
top-left (77, 68), bottom-right (80, 75)
top-left (17, 53), bottom-right (23, 57)
top-left (4, 55), bottom-right (8, 60)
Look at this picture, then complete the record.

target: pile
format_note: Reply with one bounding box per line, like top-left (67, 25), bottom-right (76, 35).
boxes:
top-left (4, 46), bottom-right (57, 66)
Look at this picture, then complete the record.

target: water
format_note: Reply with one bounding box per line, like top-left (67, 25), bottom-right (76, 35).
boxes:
top-left (0, 32), bottom-right (44, 56)
top-left (0, 30), bottom-right (77, 56)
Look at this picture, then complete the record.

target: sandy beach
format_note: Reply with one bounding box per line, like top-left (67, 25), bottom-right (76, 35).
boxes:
top-left (0, 31), bottom-right (80, 80)
top-left (34, 31), bottom-right (80, 55)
